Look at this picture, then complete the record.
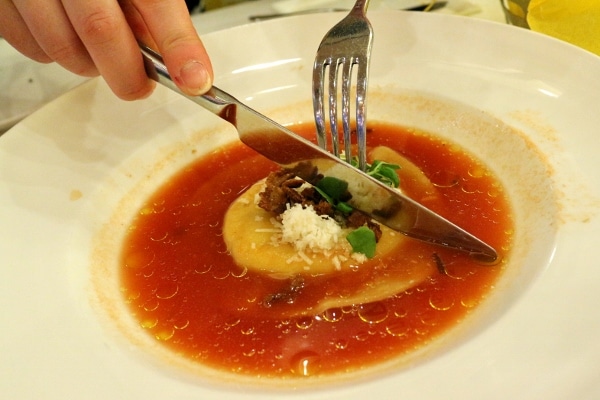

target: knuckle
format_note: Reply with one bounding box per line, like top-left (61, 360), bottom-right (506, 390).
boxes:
top-left (159, 33), bottom-right (197, 53)
top-left (46, 41), bottom-right (78, 62)
top-left (27, 47), bottom-right (52, 64)
top-left (45, 42), bottom-right (96, 76)
top-left (78, 9), bottom-right (121, 45)
top-left (115, 81), bottom-right (155, 101)
top-left (20, 43), bottom-right (52, 64)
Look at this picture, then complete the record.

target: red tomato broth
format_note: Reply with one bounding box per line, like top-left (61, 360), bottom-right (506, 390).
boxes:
top-left (119, 122), bottom-right (513, 379)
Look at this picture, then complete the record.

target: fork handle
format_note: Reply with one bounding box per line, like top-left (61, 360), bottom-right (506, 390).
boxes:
top-left (351, 0), bottom-right (371, 14)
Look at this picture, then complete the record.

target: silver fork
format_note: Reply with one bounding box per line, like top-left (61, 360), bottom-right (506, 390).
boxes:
top-left (312, 0), bottom-right (373, 171)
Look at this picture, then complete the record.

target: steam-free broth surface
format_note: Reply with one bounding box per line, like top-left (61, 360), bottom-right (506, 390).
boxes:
top-left (120, 122), bottom-right (513, 379)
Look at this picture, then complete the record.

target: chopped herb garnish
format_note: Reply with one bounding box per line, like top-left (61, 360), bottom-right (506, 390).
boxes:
top-left (348, 156), bottom-right (401, 188)
top-left (313, 185), bottom-right (334, 204)
top-left (316, 176), bottom-right (348, 201)
top-left (346, 226), bottom-right (377, 258)
top-left (336, 201), bottom-right (353, 214)
top-left (315, 176), bottom-right (353, 214)
top-left (315, 157), bottom-right (401, 216)
top-left (369, 160), bottom-right (401, 188)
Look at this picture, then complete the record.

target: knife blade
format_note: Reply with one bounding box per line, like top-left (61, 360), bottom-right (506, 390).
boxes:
top-left (140, 44), bottom-right (498, 263)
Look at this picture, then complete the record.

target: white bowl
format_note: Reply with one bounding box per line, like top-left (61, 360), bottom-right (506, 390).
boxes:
top-left (1, 11), bottom-right (599, 399)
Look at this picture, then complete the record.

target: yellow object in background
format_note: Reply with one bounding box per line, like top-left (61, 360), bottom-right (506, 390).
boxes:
top-left (203, 0), bottom-right (248, 10)
top-left (527, 0), bottom-right (600, 55)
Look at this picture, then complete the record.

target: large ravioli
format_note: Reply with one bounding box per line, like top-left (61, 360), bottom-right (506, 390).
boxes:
top-left (223, 181), bottom-right (403, 276)
top-left (222, 146), bottom-right (439, 313)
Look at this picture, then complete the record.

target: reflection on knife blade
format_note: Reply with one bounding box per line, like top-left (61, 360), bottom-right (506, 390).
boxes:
top-left (139, 44), bottom-right (497, 263)
top-left (248, 2), bottom-right (448, 21)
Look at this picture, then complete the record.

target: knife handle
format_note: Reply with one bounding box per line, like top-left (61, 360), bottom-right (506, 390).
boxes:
top-left (140, 43), bottom-right (239, 125)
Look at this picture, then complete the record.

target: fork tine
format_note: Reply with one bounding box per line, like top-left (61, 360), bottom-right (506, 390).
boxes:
top-left (312, 0), bottom-right (372, 169)
top-left (340, 60), bottom-right (353, 163)
top-left (312, 62), bottom-right (327, 150)
top-left (328, 61), bottom-right (340, 157)
top-left (355, 61), bottom-right (369, 170)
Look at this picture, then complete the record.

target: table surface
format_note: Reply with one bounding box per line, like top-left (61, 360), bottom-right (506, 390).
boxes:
top-left (192, 0), bottom-right (506, 34)
top-left (0, 0), bottom-right (506, 133)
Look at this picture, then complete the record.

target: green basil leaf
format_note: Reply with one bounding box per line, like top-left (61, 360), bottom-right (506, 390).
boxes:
top-left (316, 176), bottom-right (348, 201)
top-left (377, 165), bottom-right (400, 187)
top-left (336, 201), bottom-right (353, 214)
top-left (313, 185), bottom-right (334, 204)
top-left (346, 226), bottom-right (377, 258)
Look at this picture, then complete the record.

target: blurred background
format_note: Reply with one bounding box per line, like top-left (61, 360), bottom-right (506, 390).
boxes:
top-left (186, 0), bottom-right (255, 12)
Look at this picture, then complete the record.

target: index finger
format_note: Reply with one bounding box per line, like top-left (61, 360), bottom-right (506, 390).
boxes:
top-left (61, 0), bottom-right (154, 100)
top-left (129, 0), bottom-right (213, 96)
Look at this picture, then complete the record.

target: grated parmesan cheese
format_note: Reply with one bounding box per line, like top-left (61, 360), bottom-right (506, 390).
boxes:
top-left (279, 203), bottom-right (345, 253)
top-left (247, 178), bottom-right (371, 272)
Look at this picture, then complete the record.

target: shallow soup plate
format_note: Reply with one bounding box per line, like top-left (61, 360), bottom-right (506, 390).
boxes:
top-left (1, 11), bottom-right (600, 400)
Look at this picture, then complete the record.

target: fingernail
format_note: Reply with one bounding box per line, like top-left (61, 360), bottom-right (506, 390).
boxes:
top-left (178, 60), bottom-right (211, 95)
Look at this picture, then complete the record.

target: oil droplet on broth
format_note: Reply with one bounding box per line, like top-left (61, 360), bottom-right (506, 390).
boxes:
top-left (295, 316), bottom-right (314, 330)
top-left (358, 302), bottom-right (389, 324)
top-left (394, 307), bottom-right (408, 318)
top-left (385, 318), bottom-right (410, 337)
top-left (194, 264), bottom-right (212, 274)
top-left (333, 339), bottom-right (349, 350)
top-left (173, 317), bottom-right (190, 330)
top-left (155, 328), bottom-right (175, 341)
top-left (241, 326), bottom-right (255, 335)
top-left (124, 251), bottom-right (155, 269)
top-left (142, 298), bottom-right (160, 311)
top-left (429, 292), bottom-right (455, 311)
top-left (290, 350), bottom-right (321, 377)
top-left (351, 331), bottom-right (369, 342)
top-left (142, 269), bottom-right (155, 278)
top-left (225, 318), bottom-right (241, 329)
top-left (419, 310), bottom-right (439, 327)
top-left (443, 265), bottom-right (474, 280)
top-left (139, 206), bottom-right (154, 215)
top-left (155, 281), bottom-right (179, 299)
top-left (460, 297), bottom-right (479, 309)
top-left (150, 231), bottom-right (168, 242)
top-left (320, 308), bottom-right (344, 323)
top-left (460, 184), bottom-right (481, 194)
top-left (125, 290), bottom-right (140, 302)
top-left (141, 318), bottom-right (158, 329)
top-left (341, 305), bottom-right (357, 314)
top-left (487, 188), bottom-right (500, 198)
top-left (212, 270), bottom-right (230, 280)
top-left (414, 326), bottom-right (430, 336)
top-left (431, 170), bottom-right (459, 188)
top-left (468, 166), bottom-right (486, 178)
top-left (242, 349), bottom-right (256, 357)
top-left (231, 266), bottom-right (248, 278)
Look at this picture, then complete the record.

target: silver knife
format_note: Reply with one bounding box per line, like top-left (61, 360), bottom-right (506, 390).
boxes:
top-left (140, 44), bottom-right (498, 263)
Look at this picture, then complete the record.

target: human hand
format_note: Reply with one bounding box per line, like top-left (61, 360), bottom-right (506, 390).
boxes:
top-left (0, 0), bottom-right (213, 100)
